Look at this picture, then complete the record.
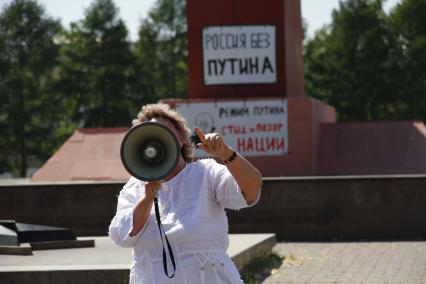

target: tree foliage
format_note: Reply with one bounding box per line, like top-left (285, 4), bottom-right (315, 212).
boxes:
top-left (389, 0), bottom-right (426, 121)
top-left (304, 0), bottom-right (402, 121)
top-left (133, 0), bottom-right (188, 101)
top-left (57, 0), bottom-right (134, 128)
top-left (0, 0), bottom-right (61, 176)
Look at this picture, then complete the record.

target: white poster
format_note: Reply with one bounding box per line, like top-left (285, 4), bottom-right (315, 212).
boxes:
top-left (175, 99), bottom-right (288, 157)
top-left (203, 25), bottom-right (276, 85)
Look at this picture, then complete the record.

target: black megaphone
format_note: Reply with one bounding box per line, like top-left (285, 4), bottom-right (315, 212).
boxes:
top-left (120, 121), bottom-right (180, 181)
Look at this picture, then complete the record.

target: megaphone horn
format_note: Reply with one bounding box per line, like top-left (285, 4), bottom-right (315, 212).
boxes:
top-left (120, 121), bottom-right (180, 181)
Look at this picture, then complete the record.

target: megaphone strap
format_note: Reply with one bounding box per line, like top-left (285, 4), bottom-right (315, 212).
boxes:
top-left (153, 197), bottom-right (176, 278)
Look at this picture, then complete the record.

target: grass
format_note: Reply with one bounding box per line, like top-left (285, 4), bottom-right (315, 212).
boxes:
top-left (240, 253), bottom-right (283, 284)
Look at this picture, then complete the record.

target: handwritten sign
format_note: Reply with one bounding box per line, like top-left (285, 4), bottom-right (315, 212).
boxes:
top-left (203, 25), bottom-right (276, 85)
top-left (175, 99), bottom-right (288, 157)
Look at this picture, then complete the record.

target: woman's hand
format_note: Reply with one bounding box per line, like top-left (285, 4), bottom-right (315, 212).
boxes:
top-left (144, 181), bottom-right (162, 200)
top-left (194, 128), bottom-right (262, 204)
top-left (130, 181), bottom-right (161, 237)
top-left (194, 128), bottom-right (234, 162)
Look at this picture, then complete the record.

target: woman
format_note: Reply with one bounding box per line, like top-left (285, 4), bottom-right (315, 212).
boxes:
top-left (109, 103), bottom-right (262, 283)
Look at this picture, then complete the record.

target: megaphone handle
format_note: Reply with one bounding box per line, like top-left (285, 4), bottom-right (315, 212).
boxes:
top-left (153, 197), bottom-right (176, 278)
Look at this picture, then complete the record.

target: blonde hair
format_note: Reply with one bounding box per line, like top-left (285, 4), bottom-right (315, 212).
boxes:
top-left (132, 103), bottom-right (194, 162)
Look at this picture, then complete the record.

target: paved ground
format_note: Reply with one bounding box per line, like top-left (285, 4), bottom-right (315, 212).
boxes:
top-left (263, 241), bottom-right (426, 283)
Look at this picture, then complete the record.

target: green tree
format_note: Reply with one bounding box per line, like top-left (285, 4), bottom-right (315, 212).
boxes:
top-left (304, 0), bottom-right (399, 121)
top-left (57, 0), bottom-right (134, 127)
top-left (133, 0), bottom-right (188, 101)
top-left (0, 0), bottom-right (61, 177)
top-left (389, 0), bottom-right (426, 121)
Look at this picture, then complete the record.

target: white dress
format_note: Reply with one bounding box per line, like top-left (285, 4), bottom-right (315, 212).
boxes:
top-left (108, 159), bottom-right (259, 284)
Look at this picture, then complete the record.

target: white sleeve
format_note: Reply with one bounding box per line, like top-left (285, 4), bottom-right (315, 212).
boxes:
top-left (108, 177), bottom-right (148, 248)
top-left (208, 159), bottom-right (259, 210)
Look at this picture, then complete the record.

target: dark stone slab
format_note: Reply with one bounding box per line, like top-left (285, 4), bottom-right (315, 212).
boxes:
top-left (15, 223), bottom-right (76, 243)
top-left (0, 220), bottom-right (76, 244)
top-left (0, 220), bottom-right (18, 232)
top-left (0, 225), bottom-right (18, 246)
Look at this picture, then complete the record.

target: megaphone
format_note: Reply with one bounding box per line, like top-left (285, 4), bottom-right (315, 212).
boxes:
top-left (120, 121), bottom-right (180, 181)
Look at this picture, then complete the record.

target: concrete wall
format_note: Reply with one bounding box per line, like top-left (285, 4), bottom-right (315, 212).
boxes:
top-left (0, 181), bottom-right (121, 236)
top-left (318, 121), bottom-right (426, 175)
top-left (229, 175), bottom-right (426, 240)
top-left (1, 176), bottom-right (426, 240)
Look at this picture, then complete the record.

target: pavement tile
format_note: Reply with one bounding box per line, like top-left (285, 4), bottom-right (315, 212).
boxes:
top-left (263, 241), bottom-right (426, 283)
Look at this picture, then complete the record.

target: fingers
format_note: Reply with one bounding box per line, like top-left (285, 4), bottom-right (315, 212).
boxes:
top-left (145, 181), bottom-right (162, 199)
top-left (194, 128), bottom-right (206, 143)
top-left (194, 128), bottom-right (228, 158)
top-left (195, 127), bottom-right (209, 151)
top-left (146, 181), bottom-right (161, 189)
top-left (197, 133), bottom-right (224, 154)
top-left (211, 134), bottom-right (224, 152)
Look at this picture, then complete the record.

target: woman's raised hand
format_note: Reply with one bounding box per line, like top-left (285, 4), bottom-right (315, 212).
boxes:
top-left (194, 128), bottom-right (233, 162)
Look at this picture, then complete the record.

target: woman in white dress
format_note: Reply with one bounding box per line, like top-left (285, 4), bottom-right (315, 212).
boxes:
top-left (109, 103), bottom-right (262, 283)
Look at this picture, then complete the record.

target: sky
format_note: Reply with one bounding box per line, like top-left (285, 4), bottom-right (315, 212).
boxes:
top-left (0, 0), bottom-right (401, 40)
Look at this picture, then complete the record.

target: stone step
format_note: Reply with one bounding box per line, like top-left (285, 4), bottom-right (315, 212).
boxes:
top-left (0, 234), bottom-right (276, 284)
